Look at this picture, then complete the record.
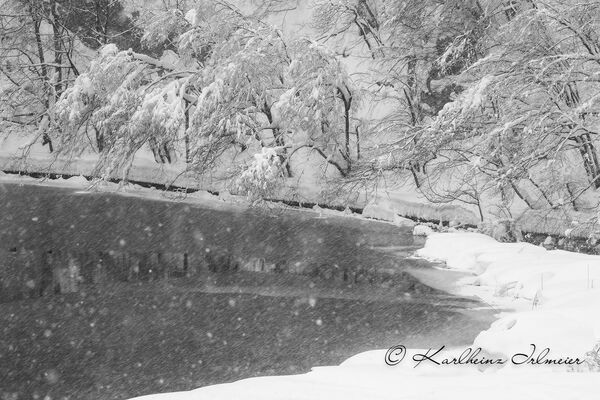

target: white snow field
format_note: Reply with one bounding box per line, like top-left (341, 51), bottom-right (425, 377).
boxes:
top-left (124, 232), bottom-right (600, 400)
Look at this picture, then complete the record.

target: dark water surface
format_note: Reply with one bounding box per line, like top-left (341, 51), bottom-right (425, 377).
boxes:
top-left (0, 183), bottom-right (493, 400)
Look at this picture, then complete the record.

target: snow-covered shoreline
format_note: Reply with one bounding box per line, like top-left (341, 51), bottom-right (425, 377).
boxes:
top-left (418, 233), bottom-right (600, 365)
top-left (0, 170), bottom-right (423, 229)
top-left (128, 232), bottom-right (600, 400)
top-left (0, 144), bottom-right (480, 227)
top-left (2, 142), bottom-right (595, 238)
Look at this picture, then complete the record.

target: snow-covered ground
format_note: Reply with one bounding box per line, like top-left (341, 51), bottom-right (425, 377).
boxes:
top-left (419, 233), bottom-right (600, 360)
top-left (125, 231), bottom-right (600, 400)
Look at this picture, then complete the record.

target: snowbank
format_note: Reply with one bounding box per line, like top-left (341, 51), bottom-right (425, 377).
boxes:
top-left (130, 366), bottom-right (597, 400)
top-left (126, 232), bottom-right (600, 400)
top-left (412, 224), bottom-right (434, 236)
top-left (418, 232), bottom-right (600, 364)
top-left (362, 202), bottom-right (416, 227)
top-left (361, 202), bottom-right (398, 221)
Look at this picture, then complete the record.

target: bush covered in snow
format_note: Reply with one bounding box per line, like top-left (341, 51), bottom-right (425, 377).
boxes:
top-left (236, 148), bottom-right (286, 200)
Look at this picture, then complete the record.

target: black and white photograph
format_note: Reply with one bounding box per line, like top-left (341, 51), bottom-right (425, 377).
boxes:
top-left (1, 1), bottom-right (599, 399)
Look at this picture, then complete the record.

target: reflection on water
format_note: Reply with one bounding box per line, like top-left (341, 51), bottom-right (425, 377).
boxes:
top-left (0, 183), bottom-right (429, 302)
top-left (0, 183), bottom-right (493, 400)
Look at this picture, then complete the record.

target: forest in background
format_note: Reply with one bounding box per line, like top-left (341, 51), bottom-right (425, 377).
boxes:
top-left (3, 0), bottom-right (600, 234)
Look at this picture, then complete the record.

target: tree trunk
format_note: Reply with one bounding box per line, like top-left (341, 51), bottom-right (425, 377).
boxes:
top-left (344, 104), bottom-right (351, 162)
top-left (103, 1), bottom-right (111, 45)
top-left (274, 130), bottom-right (292, 177)
top-left (31, 9), bottom-right (53, 153)
top-left (31, 12), bottom-right (48, 107)
top-left (50, 0), bottom-right (63, 99)
top-left (355, 125), bottom-right (360, 160)
top-left (184, 100), bottom-right (190, 163)
top-left (583, 136), bottom-right (600, 189)
top-left (263, 101), bottom-right (292, 177)
top-left (573, 134), bottom-right (600, 189)
top-left (95, 128), bottom-right (104, 152)
top-left (560, 83), bottom-right (600, 188)
top-left (337, 86), bottom-right (353, 174)
top-left (410, 164), bottom-right (421, 188)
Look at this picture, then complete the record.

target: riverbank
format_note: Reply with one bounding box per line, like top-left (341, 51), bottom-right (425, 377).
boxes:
top-left (0, 145), bottom-right (479, 227)
top-left (3, 139), bottom-right (597, 237)
top-left (2, 159), bottom-right (598, 241)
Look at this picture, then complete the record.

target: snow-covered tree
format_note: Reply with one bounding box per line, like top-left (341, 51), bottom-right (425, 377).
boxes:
top-left (310, 0), bottom-right (489, 189)
top-left (414, 0), bottom-right (600, 215)
top-left (0, 0), bottom-right (137, 152)
top-left (53, 0), bottom-right (358, 194)
top-left (0, 0), bottom-right (79, 150)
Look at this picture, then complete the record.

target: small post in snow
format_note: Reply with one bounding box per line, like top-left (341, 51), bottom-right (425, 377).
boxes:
top-left (588, 265), bottom-right (591, 289)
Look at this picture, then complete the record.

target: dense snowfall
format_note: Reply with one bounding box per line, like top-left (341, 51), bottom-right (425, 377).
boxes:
top-left (2, 0), bottom-right (600, 399)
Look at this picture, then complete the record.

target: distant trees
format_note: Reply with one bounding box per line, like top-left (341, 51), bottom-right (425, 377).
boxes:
top-left (61, 0), bottom-right (142, 51)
